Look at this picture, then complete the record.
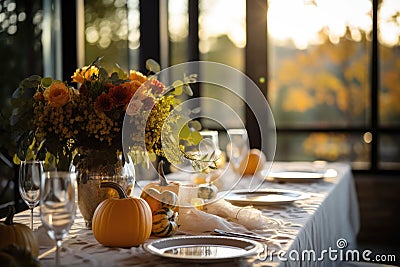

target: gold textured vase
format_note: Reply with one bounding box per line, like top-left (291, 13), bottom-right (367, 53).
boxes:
top-left (75, 150), bottom-right (135, 228)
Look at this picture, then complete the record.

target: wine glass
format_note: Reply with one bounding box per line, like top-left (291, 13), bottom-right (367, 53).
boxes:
top-left (40, 171), bottom-right (76, 266)
top-left (19, 160), bottom-right (44, 230)
top-left (226, 129), bottom-right (250, 171)
top-left (199, 130), bottom-right (221, 169)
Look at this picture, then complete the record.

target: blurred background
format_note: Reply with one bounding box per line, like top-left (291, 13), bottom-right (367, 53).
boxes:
top-left (0, 0), bottom-right (399, 261)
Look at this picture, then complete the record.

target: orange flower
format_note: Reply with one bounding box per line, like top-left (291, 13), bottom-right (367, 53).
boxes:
top-left (120, 80), bottom-right (143, 96)
top-left (43, 81), bottom-right (70, 107)
top-left (71, 65), bottom-right (99, 83)
top-left (129, 70), bottom-right (148, 83)
top-left (95, 93), bottom-right (113, 112)
top-left (108, 84), bottom-right (133, 107)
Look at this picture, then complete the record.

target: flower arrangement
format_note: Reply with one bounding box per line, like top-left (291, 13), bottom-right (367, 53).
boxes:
top-left (10, 58), bottom-right (201, 170)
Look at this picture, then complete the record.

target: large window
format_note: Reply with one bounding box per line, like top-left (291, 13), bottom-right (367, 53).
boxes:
top-left (165, 0), bottom-right (400, 171)
top-left (1, 0), bottom-right (399, 179)
top-left (264, 0), bottom-right (400, 171)
top-left (267, 0), bottom-right (372, 168)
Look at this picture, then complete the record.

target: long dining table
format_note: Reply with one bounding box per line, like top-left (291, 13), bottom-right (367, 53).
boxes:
top-left (12, 161), bottom-right (360, 266)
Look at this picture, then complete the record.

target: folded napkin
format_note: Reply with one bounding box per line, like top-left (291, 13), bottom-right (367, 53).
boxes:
top-left (178, 199), bottom-right (282, 235)
top-left (177, 206), bottom-right (248, 235)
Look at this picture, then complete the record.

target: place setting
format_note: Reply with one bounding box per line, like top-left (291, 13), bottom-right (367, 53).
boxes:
top-left (222, 188), bottom-right (310, 206)
top-left (261, 164), bottom-right (338, 184)
top-left (143, 234), bottom-right (264, 263)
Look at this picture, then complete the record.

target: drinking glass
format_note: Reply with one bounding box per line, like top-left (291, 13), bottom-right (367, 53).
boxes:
top-left (19, 160), bottom-right (44, 230)
top-left (199, 130), bottom-right (221, 168)
top-left (40, 171), bottom-right (76, 266)
top-left (226, 129), bottom-right (250, 170)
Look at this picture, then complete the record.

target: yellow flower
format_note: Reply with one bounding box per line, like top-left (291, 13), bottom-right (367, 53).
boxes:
top-left (43, 81), bottom-right (70, 108)
top-left (71, 65), bottom-right (99, 83)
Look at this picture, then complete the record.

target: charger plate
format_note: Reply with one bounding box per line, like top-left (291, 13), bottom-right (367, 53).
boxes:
top-left (143, 235), bottom-right (263, 262)
top-left (224, 189), bottom-right (309, 205)
top-left (262, 168), bottom-right (337, 183)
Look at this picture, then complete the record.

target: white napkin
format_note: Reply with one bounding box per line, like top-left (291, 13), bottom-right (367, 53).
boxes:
top-left (177, 199), bottom-right (282, 235)
top-left (205, 199), bottom-right (282, 230)
top-left (177, 206), bottom-right (249, 235)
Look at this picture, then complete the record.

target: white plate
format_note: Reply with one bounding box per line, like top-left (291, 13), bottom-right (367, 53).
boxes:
top-left (224, 189), bottom-right (309, 205)
top-left (143, 235), bottom-right (263, 262)
top-left (263, 168), bottom-right (337, 183)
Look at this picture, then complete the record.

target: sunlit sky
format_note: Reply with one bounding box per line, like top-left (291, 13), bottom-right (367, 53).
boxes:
top-left (268, 0), bottom-right (372, 49)
top-left (168, 0), bottom-right (399, 50)
top-left (168, 0), bottom-right (246, 53)
top-left (268, 0), bottom-right (399, 49)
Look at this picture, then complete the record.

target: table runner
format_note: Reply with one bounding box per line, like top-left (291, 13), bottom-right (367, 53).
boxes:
top-left (12, 162), bottom-right (359, 266)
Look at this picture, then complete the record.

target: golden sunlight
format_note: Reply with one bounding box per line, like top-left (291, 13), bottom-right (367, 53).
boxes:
top-left (199, 0), bottom-right (246, 53)
top-left (268, 0), bottom-right (399, 49)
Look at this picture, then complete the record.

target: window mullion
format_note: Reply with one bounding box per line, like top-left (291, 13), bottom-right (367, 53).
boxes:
top-left (245, 0), bottom-right (268, 149)
top-left (371, 0), bottom-right (379, 171)
top-left (139, 0), bottom-right (160, 72)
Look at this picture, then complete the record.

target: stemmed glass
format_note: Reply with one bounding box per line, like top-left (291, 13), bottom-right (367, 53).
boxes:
top-left (226, 129), bottom-right (250, 171)
top-left (40, 171), bottom-right (76, 266)
top-left (19, 160), bottom-right (44, 230)
top-left (199, 130), bottom-right (221, 170)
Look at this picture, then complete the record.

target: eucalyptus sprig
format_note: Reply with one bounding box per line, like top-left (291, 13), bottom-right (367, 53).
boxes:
top-left (179, 147), bottom-right (219, 173)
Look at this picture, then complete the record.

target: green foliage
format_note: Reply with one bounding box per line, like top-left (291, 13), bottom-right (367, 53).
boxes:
top-left (146, 58), bottom-right (161, 74)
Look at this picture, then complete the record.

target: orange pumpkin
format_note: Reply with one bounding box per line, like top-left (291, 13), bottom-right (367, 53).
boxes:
top-left (141, 161), bottom-right (180, 195)
top-left (141, 188), bottom-right (178, 212)
top-left (140, 161), bottom-right (180, 211)
top-left (92, 182), bottom-right (152, 247)
top-left (237, 149), bottom-right (267, 176)
top-left (0, 206), bottom-right (39, 257)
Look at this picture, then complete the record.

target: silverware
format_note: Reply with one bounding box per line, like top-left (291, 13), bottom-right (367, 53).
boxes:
top-left (213, 229), bottom-right (272, 243)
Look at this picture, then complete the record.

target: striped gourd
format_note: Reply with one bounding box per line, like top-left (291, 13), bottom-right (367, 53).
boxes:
top-left (152, 207), bottom-right (178, 237)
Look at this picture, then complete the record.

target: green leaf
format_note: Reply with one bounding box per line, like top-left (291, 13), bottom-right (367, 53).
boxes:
top-left (171, 98), bottom-right (182, 108)
top-left (113, 63), bottom-right (128, 80)
top-left (179, 124), bottom-right (190, 139)
top-left (98, 67), bottom-right (108, 81)
top-left (91, 56), bottom-right (104, 67)
top-left (13, 154), bottom-right (21, 165)
top-left (146, 59), bottom-right (161, 73)
top-left (200, 154), bottom-right (208, 161)
top-left (209, 151), bottom-right (216, 160)
top-left (188, 120), bottom-right (202, 131)
top-left (19, 75), bottom-right (41, 90)
top-left (183, 84), bottom-right (193, 96)
top-left (41, 77), bottom-right (53, 87)
top-left (109, 72), bottom-right (121, 83)
top-left (172, 80), bottom-right (183, 95)
top-left (190, 131), bottom-right (202, 145)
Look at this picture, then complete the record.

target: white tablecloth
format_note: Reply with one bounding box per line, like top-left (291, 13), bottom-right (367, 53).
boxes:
top-left (12, 162), bottom-right (359, 266)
